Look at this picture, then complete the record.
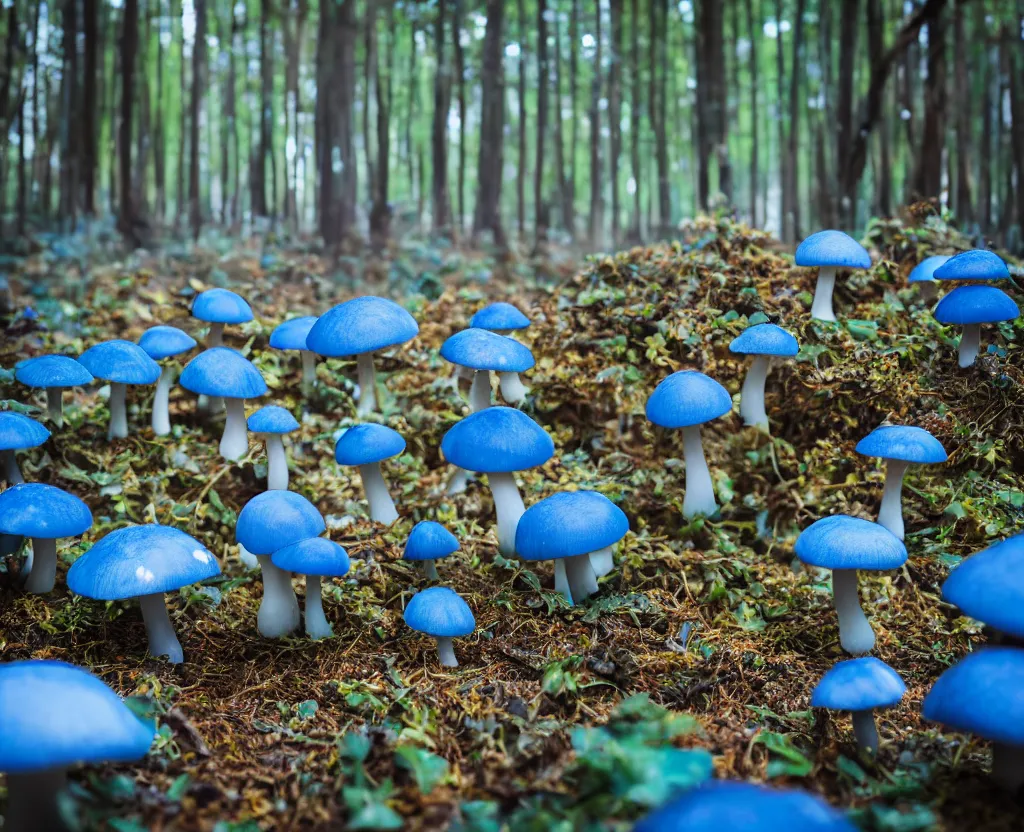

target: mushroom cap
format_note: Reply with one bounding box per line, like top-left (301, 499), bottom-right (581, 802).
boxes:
top-left (271, 536), bottom-right (350, 577)
top-left (67, 524), bottom-right (220, 600)
top-left (941, 532), bottom-right (1024, 638)
top-left (269, 316), bottom-right (318, 351)
top-left (440, 328), bottom-right (535, 372)
top-left (247, 405), bottom-right (300, 435)
top-left (138, 325), bottom-right (197, 360)
top-left (794, 515), bottom-right (907, 571)
top-left (933, 284), bottom-right (1019, 325)
top-left (236, 490), bottom-right (326, 555)
top-left (634, 781), bottom-right (856, 832)
top-left (933, 249), bottom-right (1010, 281)
top-left (440, 406), bottom-right (554, 473)
top-left (15, 354), bottom-right (94, 388)
top-left (404, 521), bottom-right (460, 562)
top-left (515, 491), bottom-right (628, 562)
top-left (78, 340), bottom-right (161, 385)
top-left (179, 347), bottom-right (269, 399)
top-left (908, 255), bottom-right (951, 283)
top-left (0, 660), bottom-right (154, 774)
top-left (795, 230), bottom-right (871, 269)
top-left (404, 586), bottom-right (475, 637)
top-left (922, 647), bottom-right (1024, 746)
top-left (305, 296), bottom-right (419, 357)
top-left (0, 411), bottom-right (50, 451)
top-left (811, 657), bottom-right (906, 711)
top-left (645, 370), bottom-right (732, 428)
top-left (470, 302), bottom-right (530, 331)
top-left (0, 483), bottom-right (93, 539)
top-left (728, 323), bottom-right (799, 357)
top-left (855, 425), bottom-right (947, 464)
top-left (191, 288), bottom-right (254, 324)
top-left (334, 423), bottom-right (406, 466)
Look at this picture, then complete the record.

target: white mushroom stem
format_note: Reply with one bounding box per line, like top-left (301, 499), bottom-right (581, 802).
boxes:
top-left (2, 449), bottom-right (24, 484)
top-left (4, 769), bottom-right (68, 832)
top-left (446, 467), bottom-right (470, 495)
top-left (469, 370), bottom-right (491, 412)
top-left (739, 355), bottom-right (771, 428)
top-left (300, 350), bottom-right (318, 394)
top-left (811, 266), bottom-right (838, 322)
top-left (877, 459), bottom-right (909, 540)
top-left (108, 382), bottom-right (129, 440)
top-left (46, 387), bottom-right (64, 427)
top-left (238, 543), bottom-right (259, 571)
top-left (138, 592), bottom-right (184, 664)
top-left (303, 574), bottom-right (333, 640)
top-left (832, 568), bottom-right (875, 655)
top-left (24, 537), bottom-right (58, 595)
top-left (256, 555), bottom-right (301, 637)
top-left (991, 743), bottom-right (1024, 791)
top-left (451, 362), bottom-right (473, 389)
top-left (265, 435), bottom-right (289, 490)
top-left (152, 365), bottom-right (175, 436)
top-left (562, 553), bottom-right (600, 605)
top-left (436, 636), bottom-right (458, 667)
top-left (422, 559), bottom-right (440, 579)
top-left (356, 352), bottom-right (377, 416)
top-left (851, 709), bottom-right (879, 754)
top-left (220, 398), bottom-right (249, 461)
top-left (681, 424), bottom-right (717, 519)
top-left (958, 323), bottom-right (982, 368)
top-left (487, 471), bottom-right (526, 557)
top-left (590, 546), bottom-right (615, 578)
top-left (358, 462), bottom-right (399, 524)
top-left (499, 371), bottom-right (527, 404)
top-left (206, 323), bottom-right (225, 411)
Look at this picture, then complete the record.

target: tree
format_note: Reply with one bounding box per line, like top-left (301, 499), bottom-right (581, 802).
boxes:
top-left (628, 0), bottom-right (642, 239)
top-left (453, 0), bottom-right (467, 234)
top-left (516, 0), bottom-right (527, 237)
top-left (534, 0), bottom-right (549, 249)
top-left (371, 0), bottom-right (394, 247)
top-left (82, 0), bottom-right (99, 215)
top-left (608, 0), bottom-right (623, 243)
top-left (696, 0), bottom-right (729, 211)
top-left (431, 0), bottom-right (452, 235)
top-left (588, 0), bottom-right (602, 246)
top-left (190, 0), bottom-right (207, 240)
top-left (745, 0), bottom-right (760, 227)
top-left (117, 0), bottom-right (139, 244)
top-left (911, 3), bottom-right (947, 202)
top-left (472, 0), bottom-right (507, 249)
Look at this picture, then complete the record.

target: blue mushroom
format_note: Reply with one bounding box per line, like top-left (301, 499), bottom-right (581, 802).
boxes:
top-left (933, 284), bottom-right (1019, 368)
top-left (933, 249), bottom-right (1011, 282)
top-left (14, 354), bottom-right (94, 428)
top-left (795, 515), bottom-right (907, 655)
top-left (67, 524), bottom-right (220, 663)
top-left (812, 657), bottom-right (906, 753)
top-left (795, 229), bottom-right (872, 322)
top-left (0, 660), bottom-right (154, 832)
top-left (306, 296), bottom-right (419, 416)
top-left (191, 288), bottom-right (254, 346)
top-left (335, 423), bottom-right (406, 524)
top-left (404, 521), bottom-right (460, 580)
top-left (138, 325), bottom-right (198, 436)
top-left (728, 323), bottom-right (799, 428)
top-left (646, 371), bottom-right (732, 519)
top-left (0, 411), bottom-right (49, 485)
top-left (269, 315), bottom-right (319, 395)
top-left (78, 340), bottom-right (161, 440)
top-left (441, 328), bottom-right (536, 411)
top-left (271, 537), bottom-right (350, 640)
top-left (941, 532), bottom-right (1024, 641)
top-left (404, 586), bottom-right (475, 667)
top-left (247, 405), bottom-right (300, 490)
top-left (907, 254), bottom-right (951, 303)
top-left (470, 302), bottom-right (531, 333)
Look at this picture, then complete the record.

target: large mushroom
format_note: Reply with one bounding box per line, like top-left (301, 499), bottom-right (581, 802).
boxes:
top-left (0, 411), bottom-right (49, 485)
top-left (441, 328), bottom-right (535, 411)
top-left (728, 323), bottom-right (799, 429)
top-left (934, 249), bottom-right (1011, 282)
top-left (77, 340), bottom-right (161, 440)
top-left (933, 285), bottom-right (1019, 368)
top-left (811, 657), bottom-right (906, 754)
top-left (14, 355), bottom-right (94, 428)
top-left (269, 316), bottom-right (319, 396)
top-left (271, 537), bottom-right (350, 640)
top-left (795, 229), bottom-right (872, 322)
top-left (907, 254), bottom-right (951, 303)
top-left (404, 586), bottom-right (476, 667)
top-left (940, 532), bottom-right (1024, 644)
top-left (247, 405), bottom-right (300, 490)
top-left (334, 423), bottom-right (405, 525)
top-left (138, 325), bottom-right (198, 436)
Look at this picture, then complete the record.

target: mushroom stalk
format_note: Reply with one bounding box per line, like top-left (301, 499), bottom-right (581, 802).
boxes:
top-left (138, 592), bottom-right (184, 664)
top-left (991, 743), bottom-right (1024, 791)
top-left (681, 424), bottom-right (717, 519)
top-left (358, 462), bottom-right (399, 524)
top-left (256, 555), bottom-right (301, 637)
top-left (451, 362), bottom-right (473, 389)
top-left (487, 471), bottom-right (526, 557)
top-left (422, 559), bottom-right (440, 580)
top-left (877, 459), bottom-right (909, 540)
top-left (831, 568), bottom-right (875, 655)
top-left (356, 352), bottom-right (377, 416)
top-left (739, 355), bottom-right (771, 428)
top-left (300, 350), bottom-right (318, 395)
top-left (46, 387), bottom-right (65, 427)
top-left (2, 449), bottom-right (24, 484)
top-left (24, 537), bottom-right (58, 594)
top-left (303, 574), bottom-right (333, 639)
top-left (851, 709), bottom-right (879, 754)
top-left (563, 553), bottom-right (600, 605)
top-left (958, 323), bottom-right (982, 368)
top-left (238, 543), bottom-right (259, 570)
top-left (108, 382), bottom-right (129, 440)
top-left (499, 371), bottom-right (527, 404)
top-left (554, 560), bottom-right (570, 598)
top-left (469, 370), bottom-right (491, 412)
top-left (220, 398), bottom-right (249, 461)
top-left (811, 266), bottom-right (838, 322)
top-left (265, 435), bottom-right (289, 490)
top-left (589, 546), bottom-right (614, 578)
top-left (206, 323), bottom-right (225, 411)
top-left (446, 467), bottom-right (470, 495)
top-left (4, 769), bottom-right (68, 832)
top-left (435, 636), bottom-right (458, 667)
top-left (152, 365), bottom-right (175, 436)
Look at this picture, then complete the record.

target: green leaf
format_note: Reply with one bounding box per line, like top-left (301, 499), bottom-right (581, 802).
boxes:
top-left (754, 731), bottom-right (813, 778)
top-left (166, 773), bottom-right (191, 802)
top-left (296, 699), bottom-right (319, 721)
top-left (395, 744), bottom-right (449, 794)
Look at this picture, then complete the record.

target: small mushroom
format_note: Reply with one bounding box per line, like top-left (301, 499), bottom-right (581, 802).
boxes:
top-left (941, 532), bottom-right (1024, 643)
top-left (728, 323), bottom-right (799, 429)
top-left (855, 424), bottom-right (947, 539)
top-left (67, 524), bottom-right (221, 663)
top-left (646, 370), bottom-right (732, 519)
top-left (404, 521), bottom-right (459, 580)
top-left (811, 657), bottom-right (906, 754)
top-left (794, 515), bottom-right (907, 655)
top-left (403, 586), bottom-right (475, 667)
top-left (907, 254), bottom-right (950, 303)
top-left (441, 328), bottom-right (535, 411)
top-left (795, 229), bottom-right (872, 322)
top-left (469, 302), bottom-right (532, 398)
top-left (334, 423), bottom-right (405, 525)
top-left (137, 326), bottom-right (198, 436)
top-left (271, 536), bottom-right (350, 640)
top-left (14, 355), bottom-right (94, 428)
top-left (247, 405), bottom-right (300, 490)
top-left (0, 411), bottom-right (49, 485)
top-left (269, 316), bottom-right (320, 396)
top-left (933, 285), bottom-right (1019, 368)
top-left (77, 340), bottom-right (161, 440)
top-left (191, 288), bottom-right (254, 410)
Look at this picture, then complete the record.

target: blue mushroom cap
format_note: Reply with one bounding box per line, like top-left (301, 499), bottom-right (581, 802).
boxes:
top-left (271, 536), bottom-right (350, 577)
top-left (440, 328), bottom-right (535, 372)
top-left (646, 371), bottom-right (732, 428)
top-left (179, 347), bottom-right (268, 399)
top-left (306, 296), bottom-right (418, 357)
top-left (0, 412), bottom-right (50, 451)
top-left (15, 354), bottom-right (94, 388)
top-left (236, 491), bottom-right (326, 555)
top-left (941, 532), bottom-right (1024, 638)
top-left (335, 423), bottom-right (406, 466)
top-left (934, 249), bottom-right (1010, 281)
top-left (247, 405), bottom-right (300, 434)
top-left (0, 483), bottom-right (93, 538)
top-left (138, 325), bottom-right (197, 360)
top-left (933, 284), bottom-right (1019, 325)
top-left (908, 255), bottom-right (951, 283)
top-left (812, 657), bottom-right (906, 711)
top-left (855, 425), bottom-right (947, 464)
top-left (516, 491), bottom-right (628, 562)
top-left (470, 302), bottom-right (530, 331)
top-left (795, 230), bottom-right (871, 269)
top-left (269, 316), bottom-right (318, 351)
top-left (729, 323), bottom-right (799, 357)
top-left (795, 515), bottom-right (907, 571)
top-left (922, 647), bottom-right (1024, 746)
top-left (191, 288), bottom-right (254, 324)
top-left (78, 340), bottom-right (161, 385)
top-left (404, 521), bottom-right (460, 562)
top-left (441, 407), bottom-right (554, 473)
top-left (0, 660), bottom-right (154, 774)
top-left (404, 586), bottom-right (475, 637)
top-left (67, 524), bottom-right (220, 600)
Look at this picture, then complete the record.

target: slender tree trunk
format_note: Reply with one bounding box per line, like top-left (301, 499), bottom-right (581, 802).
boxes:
top-left (30, 1), bottom-right (41, 216)
top-left (976, 1), bottom-right (992, 230)
top-left (568, 0), bottom-right (580, 235)
top-left (588, 0), bottom-right (602, 246)
top-left (836, 0), bottom-right (858, 227)
top-left (952, 0), bottom-right (972, 224)
top-left (787, 0), bottom-right (804, 238)
top-left (453, 0), bottom-right (466, 234)
top-left (608, 0), bottom-right (623, 243)
top-left (155, 0), bottom-right (167, 222)
top-left (472, 0), bottom-right (507, 250)
top-left (82, 0), bottom-right (99, 215)
top-left (745, 0), bottom-right (759, 226)
top-left (363, 0), bottom-right (377, 209)
top-left (118, 0), bottom-right (139, 244)
top-left (229, 4), bottom-right (241, 226)
top-left (516, 0), bottom-right (527, 237)
top-left (628, 0), bottom-right (641, 238)
top-left (176, 0), bottom-right (187, 228)
top-left (283, 0), bottom-right (306, 229)
top-left (655, 0), bottom-right (670, 233)
top-left (1010, 16), bottom-right (1024, 239)
top-left (911, 4), bottom-right (947, 201)
top-left (554, 7), bottom-right (572, 237)
top-left (431, 0), bottom-right (452, 235)
top-left (773, 0), bottom-right (787, 237)
top-left (534, 0), bottom-right (549, 250)
top-left (406, 21), bottom-right (417, 217)
top-left (134, 3), bottom-right (151, 217)
top-left (370, 0), bottom-right (393, 247)
top-left (60, 0), bottom-right (79, 227)
top-left (867, 0), bottom-right (891, 217)
top-left (254, 0), bottom-right (273, 219)
top-left (16, 86), bottom-right (25, 235)
top-left (190, 0), bottom-right (206, 240)
top-left (816, 0), bottom-right (833, 227)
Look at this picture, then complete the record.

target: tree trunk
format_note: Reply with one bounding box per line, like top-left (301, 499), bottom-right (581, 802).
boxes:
top-left (453, 0), bottom-right (466, 235)
top-left (553, 7), bottom-right (572, 238)
top-left (976, 1), bottom-right (991, 230)
top-left (952, 0), bottom-right (972, 224)
top-left (30, 1), bottom-right (41, 217)
top-left (608, 0), bottom-right (623, 243)
top-left (836, 0), bottom-right (859, 227)
top-left (283, 0), bottom-right (307, 229)
top-left (534, 0), bottom-right (549, 250)
top-left (655, 0), bottom-right (670, 234)
top-left (787, 0), bottom-right (804, 238)
top-left (867, 0), bottom-right (891, 217)
top-left (568, 0), bottom-right (580, 235)
top-left (588, 0), bottom-right (602, 246)
top-left (516, 0), bottom-right (527, 237)
top-left (82, 0), bottom-right (99, 215)
top-left (745, 0), bottom-right (759, 226)
top-left (406, 21), bottom-right (417, 223)
top-left (134, 3), bottom-right (151, 217)
top-left (176, 0), bottom-right (187, 229)
top-left (370, 0), bottom-right (393, 247)
top-left (431, 0), bottom-right (452, 235)
top-left (910, 2), bottom-right (947, 202)
top-left (816, 0), bottom-right (833, 227)
top-left (696, 0), bottom-right (729, 212)
top-left (229, 3), bottom-right (241, 227)
top-left (190, 0), bottom-right (206, 240)
top-left (155, 0), bottom-right (167, 222)
top-left (363, 0), bottom-right (377, 210)
top-left (117, 0), bottom-right (138, 244)
top-left (60, 0), bottom-right (79, 228)
top-left (628, 0), bottom-right (641, 238)
top-left (253, 0), bottom-right (273, 220)
top-left (1010, 16), bottom-right (1024, 240)
top-left (773, 0), bottom-right (787, 236)
top-left (472, 0), bottom-right (507, 250)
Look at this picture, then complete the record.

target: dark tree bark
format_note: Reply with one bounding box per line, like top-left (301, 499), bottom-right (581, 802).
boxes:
top-left (134, 3), bottom-right (151, 217)
top-left (363, 0), bottom-right (377, 206)
top-left (815, 0), bottom-right (833, 227)
top-left (472, 0), bottom-right (507, 250)
top-left (253, 0), bottom-right (273, 219)
top-left (976, 1), bottom-right (991, 230)
top-left (608, 0), bottom-right (623, 242)
top-left (60, 0), bottom-right (79, 226)
top-left (283, 0), bottom-right (308, 228)
top-left (866, 0), bottom-right (891, 217)
top-left (516, 0), bottom-right (527, 237)
top-left (628, 0), bottom-right (641, 239)
top-left (910, 3), bottom-right (947, 201)
top-left (588, 0), bottom-right (602, 245)
top-left (82, 0), bottom-right (99, 215)
top-left (772, 0), bottom-right (787, 236)
top-left (371, 0), bottom-right (394, 246)
top-left (787, 0), bottom-right (805, 238)
top-left (655, 0), bottom-right (670, 233)
top-left (118, 0), bottom-right (139, 244)
top-left (431, 0), bottom-right (452, 235)
top-left (534, 0), bottom-right (549, 249)
top-left (1010, 18), bottom-right (1024, 238)
top-left (695, 0), bottom-right (729, 212)
top-left (553, 6), bottom-right (573, 237)
top-left (453, 0), bottom-right (466, 234)
top-left (406, 20), bottom-right (417, 217)
top-left (30, 1), bottom-right (41, 216)
top-left (745, 0), bottom-right (759, 226)
top-left (836, 0), bottom-right (858, 227)
top-left (190, 0), bottom-right (206, 240)
top-left (176, 0), bottom-right (187, 228)
top-left (229, 3), bottom-right (242, 226)
top-left (155, 0), bottom-right (167, 222)
top-left (952, 0), bottom-right (972, 223)
top-left (568, 0), bottom-right (580, 234)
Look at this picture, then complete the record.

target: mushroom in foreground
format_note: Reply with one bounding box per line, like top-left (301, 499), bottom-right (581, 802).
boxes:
top-left (646, 370), bottom-right (732, 519)
top-left (248, 405), bottom-right (300, 490)
top-left (404, 521), bottom-right (459, 580)
top-left (0, 411), bottom-right (49, 485)
top-left (794, 515), bottom-right (907, 655)
top-left (77, 340), bottom-right (161, 440)
top-left (855, 424), bottom-right (947, 539)
top-left (940, 532), bottom-right (1024, 643)
top-left (404, 586), bottom-right (475, 667)
top-left (271, 536), bottom-right (351, 640)
top-left (334, 423), bottom-right (405, 525)
top-left (811, 657), bottom-right (906, 754)
top-left (907, 255), bottom-right (950, 303)
top-left (138, 325), bottom-right (198, 436)
top-left (933, 284), bottom-right (1019, 368)
top-left (14, 355), bottom-right (94, 428)
top-left (728, 323), bottom-right (799, 429)
top-left (67, 524), bottom-right (220, 663)
top-left (441, 327), bottom-right (535, 410)
top-left (269, 316), bottom-right (319, 395)
top-left (0, 660), bottom-right (154, 832)
top-left (795, 229), bottom-right (872, 322)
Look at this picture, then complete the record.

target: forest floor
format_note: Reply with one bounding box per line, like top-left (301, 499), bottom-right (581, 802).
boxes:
top-left (1, 211), bottom-right (1023, 831)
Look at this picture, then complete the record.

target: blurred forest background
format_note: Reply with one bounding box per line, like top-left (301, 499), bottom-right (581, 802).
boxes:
top-left (0, 0), bottom-right (1022, 256)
